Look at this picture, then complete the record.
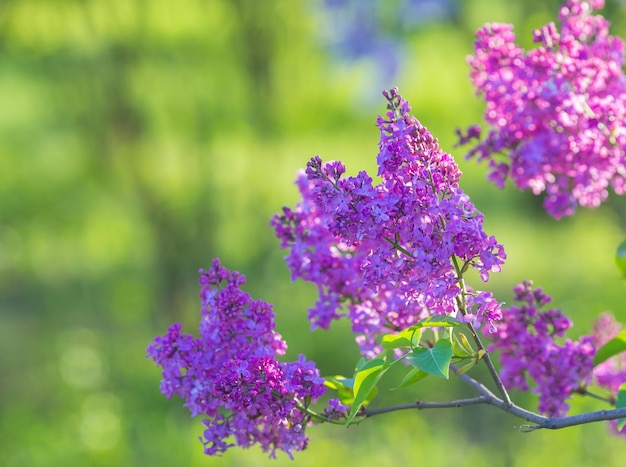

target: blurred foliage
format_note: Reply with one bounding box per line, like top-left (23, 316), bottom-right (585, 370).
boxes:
top-left (1, 0), bottom-right (626, 466)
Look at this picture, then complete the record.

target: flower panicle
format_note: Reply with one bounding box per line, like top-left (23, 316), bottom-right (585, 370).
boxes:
top-left (460, 0), bottom-right (626, 218)
top-left (489, 280), bottom-right (596, 417)
top-left (147, 258), bottom-right (327, 459)
top-left (272, 88), bottom-right (506, 358)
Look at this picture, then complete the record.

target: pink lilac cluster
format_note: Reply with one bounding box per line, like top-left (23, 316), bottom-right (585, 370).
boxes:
top-left (459, 0), bottom-right (626, 219)
top-left (591, 312), bottom-right (626, 435)
top-left (146, 258), bottom-right (327, 459)
top-left (272, 88), bottom-right (506, 357)
top-left (489, 280), bottom-right (595, 417)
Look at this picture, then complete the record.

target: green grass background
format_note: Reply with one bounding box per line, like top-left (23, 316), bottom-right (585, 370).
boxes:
top-left (1, 0), bottom-right (626, 465)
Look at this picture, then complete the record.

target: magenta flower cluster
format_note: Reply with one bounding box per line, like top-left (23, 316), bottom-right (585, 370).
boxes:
top-left (489, 280), bottom-right (595, 417)
top-left (146, 258), bottom-right (326, 459)
top-left (459, 0), bottom-right (626, 218)
top-left (272, 88), bottom-right (506, 357)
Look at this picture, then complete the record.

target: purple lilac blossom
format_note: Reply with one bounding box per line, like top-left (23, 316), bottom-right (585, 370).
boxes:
top-left (591, 312), bottom-right (626, 435)
top-left (323, 398), bottom-right (350, 421)
top-left (147, 258), bottom-right (327, 459)
top-left (489, 280), bottom-right (595, 417)
top-left (459, 0), bottom-right (626, 219)
top-left (272, 88), bottom-right (506, 358)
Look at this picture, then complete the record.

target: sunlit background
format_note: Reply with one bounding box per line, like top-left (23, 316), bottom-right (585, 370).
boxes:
top-left (2, 0), bottom-right (626, 465)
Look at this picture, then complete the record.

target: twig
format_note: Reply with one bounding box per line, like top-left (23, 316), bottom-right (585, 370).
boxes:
top-left (360, 369), bottom-right (626, 431)
top-left (450, 254), bottom-right (512, 406)
top-left (575, 387), bottom-right (615, 405)
top-left (464, 320), bottom-right (512, 406)
top-left (363, 396), bottom-right (490, 417)
top-left (520, 408), bottom-right (626, 431)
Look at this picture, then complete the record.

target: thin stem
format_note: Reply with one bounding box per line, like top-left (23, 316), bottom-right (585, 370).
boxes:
top-left (384, 236), bottom-right (414, 258)
top-left (363, 396), bottom-right (490, 417)
top-left (465, 321), bottom-right (512, 406)
top-left (296, 403), bottom-right (346, 426)
top-left (451, 255), bottom-right (512, 406)
top-left (575, 387), bottom-right (615, 405)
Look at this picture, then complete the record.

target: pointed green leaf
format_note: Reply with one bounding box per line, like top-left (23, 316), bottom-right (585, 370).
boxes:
top-left (324, 376), bottom-right (355, 405)
top-left (361, 385), bottom-right (378, 405)
top-left (353, 359), bottom-right (385, 398)
top-left (390, 367), bottom-right (429, 390)
top-left (616, 239), bottom-right (626, 280)
top-left (406, 339), bottom-right (453, 379)
top-left (452, 333), bottom-right (476, 358)
top-left (411, 328), bottom-right (422, 346)
top-left (355, 357), bottom-right (367, 372)
top-left (413, 315), bottom-right (462, 329)
top-left (593, 329), bottom-right (626, 367)
top-left (617, 384), bottom-right (626, 430)
top-left (454, 358), bottom-right (477, 375)
top-left (336, 387), bottom-right (355, 406)
top-left (324, 375), bottom-right (353, 390)
top-left (345, 359), bottom-right (389, 426)
top-left (381, 328), bottom-right (422, 349)
top-left (381, 334), bottom-right (412, 349)
top-left (458, 333), bottom-right (474, 352)
top-left (345, 371), bottom-right (380, 425)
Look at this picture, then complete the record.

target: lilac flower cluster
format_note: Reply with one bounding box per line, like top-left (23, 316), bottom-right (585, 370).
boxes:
top-left (459, 0), bottom-right (626, 218)
top-left (591, 312), bottom-right (626, 435)
top-left (489, 280), bottom-right (595, 417)
top-left (146, 258), bottom-right (326, 459)
top-left (272, 88), bottom-right (506, 357)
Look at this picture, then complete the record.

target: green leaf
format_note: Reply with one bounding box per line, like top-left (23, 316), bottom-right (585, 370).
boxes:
top-left (452, 332), bottom-right (475, 358)
top-left (454, 358), bottom-right (477, 375)
top-left (361, 385), bottom-right (378, 406)
top-left (593, 329), bottom-right (626, 367)
top-left (390, 367), bottom-right (429, 390)
top-left (617, 384), bottom-right (626, 431)
top-left (353, 359), bottom-right (386, 397)
top-left (406, 339), bottom-right (453, 379)
top-left (324, 376), bottom-right (355, 405)
top-left (355, 357), bottom-right (367, 372)
top-left (381, 328), bottom-right (422, 349)
top-left (336, 387), bottom-right (355, 406)
top-left (413, 315), bottom-right (462, 329)
top-left (381, 334), bottom-right (411, 349)
top-left (345, 359), bottom-right (389, 426)
top-left (616, 239), bottom-right (626, 280)
top-left (324, 375), bottom-right (353, 390)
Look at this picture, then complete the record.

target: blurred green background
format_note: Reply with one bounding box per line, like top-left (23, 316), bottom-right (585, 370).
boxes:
top-left (2, 0), bottom-right (626, 465)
